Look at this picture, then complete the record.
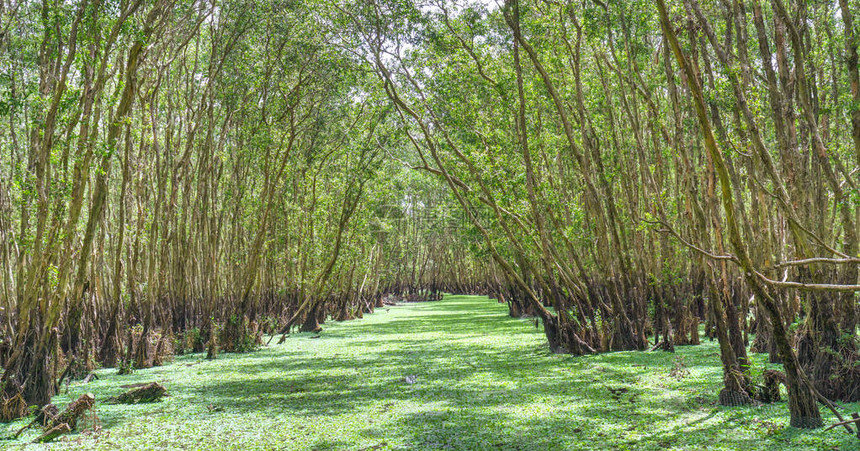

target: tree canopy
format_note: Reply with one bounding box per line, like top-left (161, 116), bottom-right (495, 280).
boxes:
top-left (1, 0), bottom-right (859, 436)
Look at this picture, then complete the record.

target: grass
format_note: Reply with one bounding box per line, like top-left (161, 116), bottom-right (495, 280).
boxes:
top-left (2, 295), bottom-right (859, 450)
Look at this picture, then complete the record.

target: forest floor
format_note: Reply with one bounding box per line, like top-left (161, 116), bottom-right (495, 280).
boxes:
top-left (2, 295), bottom-right (859, 450)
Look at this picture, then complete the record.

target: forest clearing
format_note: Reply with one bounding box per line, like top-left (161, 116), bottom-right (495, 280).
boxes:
top-left (2, 0), bottom-right (860, 449)
top-left (2, 295), bottom-right (858, 450)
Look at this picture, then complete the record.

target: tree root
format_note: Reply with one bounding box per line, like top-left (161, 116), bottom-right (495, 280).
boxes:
top-left (34, 423), bottom-right (71, 443)
top-left (26, 393), bottom-right (95, 443)
top-left (755, 370), bottom-right (786, 403)
top-left (0, 392), bottom-right (28, 422)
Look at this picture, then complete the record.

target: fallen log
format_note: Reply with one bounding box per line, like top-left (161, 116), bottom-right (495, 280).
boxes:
top-left (34, 423), bottom-right (71, 443)
top-left (107, 382), bottom-right (167, 404)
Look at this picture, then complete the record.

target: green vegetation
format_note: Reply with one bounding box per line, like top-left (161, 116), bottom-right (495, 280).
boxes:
top-left (3, 295), bottom-right (857, 450)
top-left (2, 0), bottom-right (860, 444)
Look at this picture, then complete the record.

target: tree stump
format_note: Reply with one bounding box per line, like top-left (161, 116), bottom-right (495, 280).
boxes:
top-left (35, 403), bottom-right (59, 426)
top-left (27, 393), bottom-right (95, 443)
top-left (206, 332), bottom-right (218, 360)
top-left (51, 393), bottom-right (95, 430)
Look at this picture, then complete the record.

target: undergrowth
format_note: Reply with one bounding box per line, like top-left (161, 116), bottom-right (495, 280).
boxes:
top-left (1, 295), bottom-right (858, 450)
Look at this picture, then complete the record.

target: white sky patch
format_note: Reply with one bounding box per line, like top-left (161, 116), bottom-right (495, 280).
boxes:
top-left (418, 0), bottom-right (500, 16)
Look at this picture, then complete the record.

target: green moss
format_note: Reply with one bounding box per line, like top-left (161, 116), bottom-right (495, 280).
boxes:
top-left (2, 295), bottom-right (858, 450)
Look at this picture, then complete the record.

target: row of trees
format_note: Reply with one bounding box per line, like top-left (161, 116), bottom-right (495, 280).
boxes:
top-left (2, 0), bottom-right (859, 432)
top-left (0, 0), bottom-right (476, 418)
top-left (338, 0), bottom-right (860, 430)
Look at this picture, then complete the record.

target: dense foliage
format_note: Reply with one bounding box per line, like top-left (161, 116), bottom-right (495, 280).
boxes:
top-left (1, 0), bottom-right (859, 435)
